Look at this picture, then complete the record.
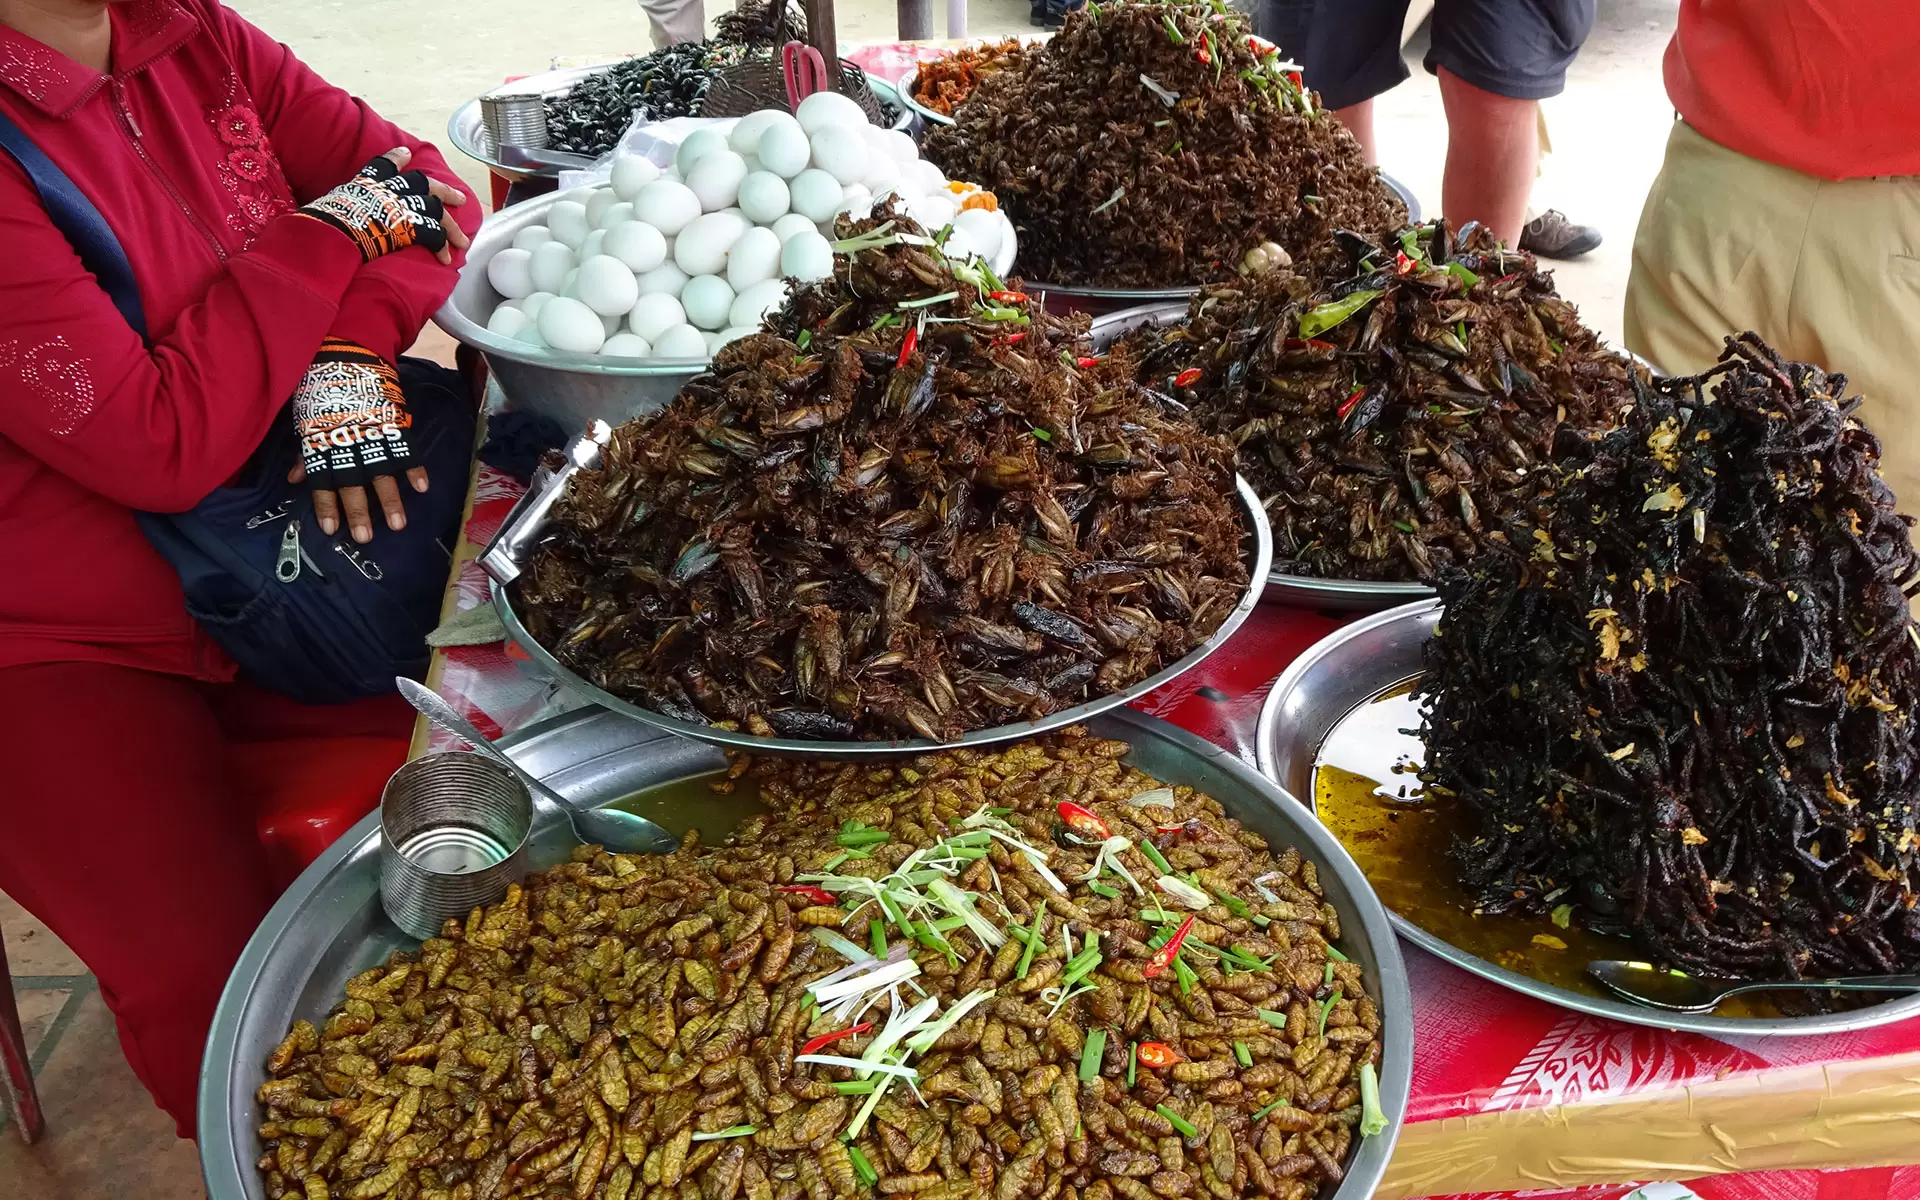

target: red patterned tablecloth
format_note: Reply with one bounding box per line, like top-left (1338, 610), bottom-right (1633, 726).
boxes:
top-left (420, 466), bottom-right (1920, 1200)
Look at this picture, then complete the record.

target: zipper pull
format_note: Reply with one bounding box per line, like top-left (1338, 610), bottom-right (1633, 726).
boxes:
top-left (275, 519), bottom-right (302, 583)
top-left (246, 500), bottom-right (294, 529)
top-left (112, 79), bottom-right (142, 137)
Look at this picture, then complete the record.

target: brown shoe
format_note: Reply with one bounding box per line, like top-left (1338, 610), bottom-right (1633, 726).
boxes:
top-left (1519, 210), bottom-right (1602, 259)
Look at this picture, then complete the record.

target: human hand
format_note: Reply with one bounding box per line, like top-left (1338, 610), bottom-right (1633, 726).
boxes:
top-left (298, 148), bottom-right (471, 264)
top-left (289, 338), bottom-right (432, 543)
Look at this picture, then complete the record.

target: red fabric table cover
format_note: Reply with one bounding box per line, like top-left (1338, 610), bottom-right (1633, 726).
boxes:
top-left (417, 456), bottom-right (1920, 1200)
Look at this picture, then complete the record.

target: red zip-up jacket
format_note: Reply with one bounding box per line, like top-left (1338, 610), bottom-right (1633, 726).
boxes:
top-left (0, 0), bottom-right (479, 681)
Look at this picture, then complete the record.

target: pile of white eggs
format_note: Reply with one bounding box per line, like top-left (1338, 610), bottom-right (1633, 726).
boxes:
top-left (480, 91), bottom-right (1016, 361)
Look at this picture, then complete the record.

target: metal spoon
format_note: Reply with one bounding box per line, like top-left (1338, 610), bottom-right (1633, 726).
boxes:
top-left (1588, 959), bottom-right (1920, 1014)
top-left (398, 677), bottom-right (678, 855)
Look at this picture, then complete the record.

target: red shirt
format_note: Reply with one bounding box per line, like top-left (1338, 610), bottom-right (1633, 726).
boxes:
top-left (1666, 0), bottom-right (1920, 180)
top-left (0, 0), bottom-right (478, 680)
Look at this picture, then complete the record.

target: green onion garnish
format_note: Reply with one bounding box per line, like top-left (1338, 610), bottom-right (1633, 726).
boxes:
top-left (1233, 1041), bottom-right (1252, 1068)
top-left (1139, 842), bottom-right (1173, 874)
top-left (796, 330), bottom-right (813, 350)
top-left (1323, 961), bottom-right (1336, 987)
top-left (1088, 881), bottom-right (1121, 899)
top-left (897, 290), bottom-right (960, 310)
top-left (833, 1080), bottom-right (877, 1095)
top-left (837, 829), bottom-right (890, 848)
top-left (821, 851), bottom-right (851, 872)
top-left (1359, 1063), bottom-right (1388, 1136)
top-left (1079, 1029), bottom-right (1107, 1082)
top-left (846, 1143), bottom-right (879, 1187)
top-left (1015, 907), bottom-right (1045, 980)
top-left (1318, 990), bottom-right (1342, 1039)
top-left (1127, 1042), bottom-right (1137, 1088)
top-left (1251, 1097), bottom-right (1291, 1121)
top-left (1156, 1104), bottom-right (1198, 1138)
top-left (691, 1125), bottom-right (757, 1140)
top-left (1172, 956), bottom-right (1197, 995)
top-left (869, 919), bottom-right (886, 958)
top-left (1256, 1009), bottom-right (1286, 1030)
top-left (1327, 946), bottom-right (1350, 963)
top-left (1032, 427), bottom-right (1053, 442)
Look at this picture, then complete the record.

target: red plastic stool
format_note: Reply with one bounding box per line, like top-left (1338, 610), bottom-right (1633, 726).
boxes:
top-left (0, 935), bottom-right (44, 1144)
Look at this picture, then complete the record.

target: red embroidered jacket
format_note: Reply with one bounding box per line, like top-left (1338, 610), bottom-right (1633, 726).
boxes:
top-left (0, 0), bottom-right (478, 680)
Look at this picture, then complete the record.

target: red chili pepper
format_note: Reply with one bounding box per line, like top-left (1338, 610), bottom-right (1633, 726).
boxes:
top-left (776, 885), bottom-right (838, 906)
top-left (1075, 356), bottom-right (1100, 369)
top-left (1493, 273), bottom-right (1518, 287)
top-left (896, 325), bottom-right (919, 369)
top-left (1143, 915), bottom-right (1196, 979)
top-left (798, 1021), bottom-right (874, 1057)
top-left (1337, 386), bottom-right (1368, 422)
top-left (1394, 251), bottom-right (1419, 276)
top-left (1057, 801), bottom-right (1111, 840)
top-left (1287, 70), bottom-right (1304, 87)
top-left (1156, 824), bottom-right (1187, 835)
top-left (988, 290), bottom-right (1029, 304)
top-left (1195, 46), bottom-right (1212, 64)
top-left (1173, 367), bottom-right (1203, 388)
top-left (1283, 338), bottom-right (1336, 351)
top-left (1135, 1042), bottom-right (1184, 1069)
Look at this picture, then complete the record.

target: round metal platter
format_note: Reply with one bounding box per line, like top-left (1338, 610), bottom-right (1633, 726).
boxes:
top-left (447, 65), bottom-right (616, 182)
top-left (494, 478), bottom-right (1271, 757)
top-left (1087, 303), bottom-right (1437, 612)
top-left (199, 705), bottom-right (1411, 1200)
top-left (1254, 598), bottom-right (1920, 1036)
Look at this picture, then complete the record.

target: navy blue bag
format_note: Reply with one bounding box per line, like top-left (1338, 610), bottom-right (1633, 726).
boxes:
top-left (0, 111), bottom-right (474, 704)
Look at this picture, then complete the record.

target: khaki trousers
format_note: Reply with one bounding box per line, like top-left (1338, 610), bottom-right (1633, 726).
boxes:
top-left (1625, 119), bottom-right (1920, 511)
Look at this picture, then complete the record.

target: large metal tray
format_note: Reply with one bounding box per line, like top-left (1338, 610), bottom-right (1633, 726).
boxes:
top-left (1088, 303), bottom-right (1434, 613)
top-left (492, 476), bottom-right (1273, 757)
top-left (199, 706), bottom-right (1412, 1200)
top-left (1254, 598), bottom-right (1920, 1036)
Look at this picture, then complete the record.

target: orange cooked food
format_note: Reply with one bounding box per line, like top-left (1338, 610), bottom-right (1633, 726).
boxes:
top-left (910, 38), bottom-right (1030, 116)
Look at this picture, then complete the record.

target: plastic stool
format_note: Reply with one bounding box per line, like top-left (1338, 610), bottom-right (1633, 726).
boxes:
top-left (0, 935), bottom-right (44, 1144)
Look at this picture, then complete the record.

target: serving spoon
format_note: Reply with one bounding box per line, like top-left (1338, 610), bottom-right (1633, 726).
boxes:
top-left (1588, 959), bottom-right (1920, 1014)
top-left (398, 677), bottom-right (679, 856)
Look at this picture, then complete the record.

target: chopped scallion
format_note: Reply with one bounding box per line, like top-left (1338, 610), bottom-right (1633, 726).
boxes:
top-left (1256, 1009), bottom-right (1286, 1029)
top-left (1015, 907), bottom-right (1045, 979)
top-left (1327, 946), bottom-right (1350, 962)
top-left (1251, 1097), bottom-right (1291, 1121)
top-left (1233, 1041), bottom-right (1252, 1068)
top-left (1088, 881), bottom-right (1121, 899)
top-left (846, 1143), bottom-right (879, 1187)
top-left (1139, 841), bottom-right (1173, 874)
top-left (1156, 1104), bottom-right (1198, 1138)
top-left (1127, 1042), bottom-right (1137, 1088)
top-left (1079, 1029), bottom-right (1107, 1082)
top-left (1359, 1063), bottom-right (1389, 1136)
top-left (1318, 990), bottom-right (1342, 1038)
top-left (869, 919), bottom-right (886, 958)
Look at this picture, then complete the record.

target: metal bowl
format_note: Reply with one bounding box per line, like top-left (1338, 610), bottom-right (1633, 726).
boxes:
top-left (436, 191), bottom-right (1021, 432)
top-left (1087, 303), bottom-right (1435, 612)
top-left (494, 476), bottom-right (1272, 757)
top-left (1254, 598), bottom-right (1920, 1036)
top-left (198, 704), bottom-right (1412, 1200)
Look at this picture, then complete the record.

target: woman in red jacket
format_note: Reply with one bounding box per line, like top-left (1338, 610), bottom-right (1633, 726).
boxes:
top-left (0, 0), bottom-right (478, 1137)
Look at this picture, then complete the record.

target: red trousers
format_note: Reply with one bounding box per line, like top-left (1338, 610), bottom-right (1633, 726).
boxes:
top-left (0, 662), bottom-right (412, 1138)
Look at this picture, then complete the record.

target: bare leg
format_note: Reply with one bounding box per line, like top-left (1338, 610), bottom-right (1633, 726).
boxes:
top-left (1435, 66), bottom-right (1537, 246)
top-left (1332, 99), bottom-right (1378, 166)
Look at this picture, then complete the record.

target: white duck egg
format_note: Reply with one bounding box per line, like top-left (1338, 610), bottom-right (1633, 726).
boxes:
top-left (584, 188), bottom-right (621, 228)
top-left (515, 324), bottom-right (548, 348)
top-left (609, 154), bottom-right (661, 200)
top-left (808, 127), bottom-right (870, 185)
top-left (725, 227), bottom-right (783, 290)
top-left (546, 200), bottom-right (591, 250)
top-left (839, 183), bottom-right (873, 219)
top-left (679, 274), bottom-right (737, 330)
top-left (754, 119), bottom-right (812, 178)
top-left (580, 228), bottom-right (608, 261)
top-left (486, 247), bottom-right (535, 299)
top-left (674, 128), bottom-right (730, 176)
top-left (673, 212), bottom-right (748, 277)
top-left (601, 332), bottom-right (653, 358)
top-left (952, 208), bottom-right (1004, 263)
top-left (602, 310), bottom-right (625, 338)
top-left (595, 201), bottom-right (636, 231)
top-left (486, 304), bottom-right (531, 337)
top-left (510, 225), bottom-right (554, 252)
top-left (528, 240), bottom-right (575, 295)
top-left (518, 291), bottom-right (556, 320)
top-left (770, 212), bottom-right (818, 243)
top-left (576, 255), bottom-right (641, 316)
top-left (602, 220), bottom-right (667, 272)
top-left (687, 151), bottom-right (749, 212)
top-left (628, 293), bottom-right (687, 342)
top-left (737, 172), bottom-right (791, 224)
top-left (729, 279), bottom-right (788, 328)
top-left (789, 169), bottom-right (843, 222)
top-left (909, 193), bottom-right (956, 231)
top-left (559, 267), bottom-right (580, 297)
top-left (632, 181), bottom-right (702, 236)
top-left (703, 331), bottom-right (728, 354)
top-left (862, 154), bottom-right (903, 197)
top-left (537, 296), bottom-right (606, 353)
top-left (907, 159), bottom-right (948, 193)
top-left (796, 90), bottom-right (866, 134)
top-left (652, 323), bottom-right (710, 359)
top-left (637, 262), bottom-right (690, 298)
top-left (881, 129), bottom-right (919, 164)
top-left (779, 230), bottom-right (834, 281)
top-left (729, 109), bottom-right (786, 157)
top-left (714, 325), bottom-right (758, 352)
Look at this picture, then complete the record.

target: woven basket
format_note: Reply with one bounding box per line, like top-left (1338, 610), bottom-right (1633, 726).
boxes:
top-left (699, 56), bottom-right (885, 123)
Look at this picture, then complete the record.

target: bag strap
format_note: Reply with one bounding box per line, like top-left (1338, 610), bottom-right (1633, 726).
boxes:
top-left (0, 107), bottom-right (148, 341)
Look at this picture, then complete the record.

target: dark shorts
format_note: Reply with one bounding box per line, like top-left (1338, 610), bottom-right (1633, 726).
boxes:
top-left (1288, 0), bottom-right (1595, 110)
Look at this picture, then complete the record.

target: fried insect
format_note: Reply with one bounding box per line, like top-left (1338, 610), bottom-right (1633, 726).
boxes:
top-left (257, 731), bottom-right (1379, 1200)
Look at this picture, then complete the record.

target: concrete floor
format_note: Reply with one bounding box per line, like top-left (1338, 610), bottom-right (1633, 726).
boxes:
top-left (0, 1), bottom-right (1679, 1195)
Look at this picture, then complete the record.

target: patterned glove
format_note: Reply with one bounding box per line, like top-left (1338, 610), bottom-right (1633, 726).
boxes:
top-left (298, 154), bottom-right (449, 262)
top-left (291, 338), bottom-right (415, 490)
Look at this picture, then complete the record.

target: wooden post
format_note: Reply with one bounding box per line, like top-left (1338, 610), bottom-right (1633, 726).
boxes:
top-left (896, 0), bottom-right (933, 42)
top-left (803, 0), bottom-right (845, 90)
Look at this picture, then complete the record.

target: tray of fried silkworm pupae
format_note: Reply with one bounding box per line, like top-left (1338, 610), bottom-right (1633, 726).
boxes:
top-left (201, 705), bottom-right (1412, 1200)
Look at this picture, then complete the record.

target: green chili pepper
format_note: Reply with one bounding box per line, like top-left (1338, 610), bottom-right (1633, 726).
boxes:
top-left (1298, 289), bottom-right (1385, 338)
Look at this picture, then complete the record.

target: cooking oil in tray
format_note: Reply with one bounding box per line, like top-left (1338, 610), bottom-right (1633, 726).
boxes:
top-left (605, 772), bottom-right (768, 842)
top-left (1311, 680), bottom-right (1642, 1002)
